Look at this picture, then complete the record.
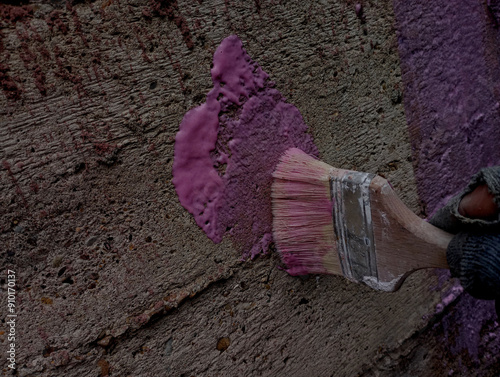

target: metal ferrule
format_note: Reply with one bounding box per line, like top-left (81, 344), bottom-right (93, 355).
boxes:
top-left (331, 171), bottom-right (378, 283)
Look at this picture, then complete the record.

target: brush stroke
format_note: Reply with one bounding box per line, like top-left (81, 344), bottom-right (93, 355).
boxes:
top-left (393, 0), bottom-right (500, 216)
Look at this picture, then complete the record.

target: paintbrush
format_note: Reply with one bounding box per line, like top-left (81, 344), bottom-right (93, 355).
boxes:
top-left (271, 147), bottom-right (453, 292)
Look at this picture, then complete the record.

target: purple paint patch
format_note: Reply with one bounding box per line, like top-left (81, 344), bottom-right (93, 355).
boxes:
top-left (145, 0), bottom-right (194, 49)
top-left (0, 63), bottom-right (22, 101)
top-left (0, 4), bottom-right (33, 24)
top-left (173, 35), bottom-right (318, 258)
top-left (488, 0), bottom-right (500, 26)
top-left (437, 293), bottom-right (498, 368)
top-left (393, 1), bottom-right (500, 216)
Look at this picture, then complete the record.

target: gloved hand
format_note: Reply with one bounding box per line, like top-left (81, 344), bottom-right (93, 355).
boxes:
top-left (429, 167), bottom-right (500, 316)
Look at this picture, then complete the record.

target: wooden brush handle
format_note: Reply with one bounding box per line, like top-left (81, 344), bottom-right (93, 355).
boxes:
top-left (369, 175), bottom-right (453, 286)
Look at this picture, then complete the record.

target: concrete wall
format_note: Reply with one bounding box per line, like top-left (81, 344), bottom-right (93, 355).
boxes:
top-left (0, 1), bottom-right (498, 376)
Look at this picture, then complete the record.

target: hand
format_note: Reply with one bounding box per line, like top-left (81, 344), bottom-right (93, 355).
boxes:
top-left (429, 167), bottom-right (500, 316)
top-left (447, 232), bottom-right (500, 302)
top-left (451, 183), bottom-right (499, 317)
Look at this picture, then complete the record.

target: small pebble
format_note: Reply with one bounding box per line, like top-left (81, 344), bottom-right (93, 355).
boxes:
top-left (14, 225), bottom-right (24, 233)
top-left (164, 338), bottom-right (173, 357)
top-left (86, 236), bottom-right (98, 247)
top-left (216, 337), bottom-right (230, 352)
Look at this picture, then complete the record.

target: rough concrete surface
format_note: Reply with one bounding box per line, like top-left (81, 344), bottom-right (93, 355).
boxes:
top-left (0, 0), bottom-right (498, 376)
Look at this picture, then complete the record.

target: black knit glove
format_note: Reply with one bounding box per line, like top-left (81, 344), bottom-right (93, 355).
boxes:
top-left (447, 231), bottom-right (500, 300)
top-left (429, 166), bottom-right (500, 316)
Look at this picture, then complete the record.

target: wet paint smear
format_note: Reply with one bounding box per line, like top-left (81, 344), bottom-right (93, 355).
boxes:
top-left (173, 35), bottom-right (318, 258)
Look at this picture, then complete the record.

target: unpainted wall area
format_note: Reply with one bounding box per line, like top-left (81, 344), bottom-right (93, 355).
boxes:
top-left (0, 0), bottom-right (497, 376)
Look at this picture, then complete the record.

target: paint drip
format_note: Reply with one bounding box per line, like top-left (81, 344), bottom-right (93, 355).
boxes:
top-left (172, 35), bottom-right (318, 258)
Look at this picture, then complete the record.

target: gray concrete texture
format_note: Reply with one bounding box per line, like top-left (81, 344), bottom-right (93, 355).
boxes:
top-left (0, 0), bottom-right (498, 376)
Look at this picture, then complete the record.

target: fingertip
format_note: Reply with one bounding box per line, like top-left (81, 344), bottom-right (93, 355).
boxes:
top-left (458, 184), bottom-right (498, 219)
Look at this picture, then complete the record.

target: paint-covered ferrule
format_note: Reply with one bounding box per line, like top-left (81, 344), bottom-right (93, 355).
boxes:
top-left (331, 170), bottom-right (381, 288)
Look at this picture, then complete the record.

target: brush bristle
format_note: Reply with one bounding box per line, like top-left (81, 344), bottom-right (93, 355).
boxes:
top-left (271, 148), bottom-right (342, 276)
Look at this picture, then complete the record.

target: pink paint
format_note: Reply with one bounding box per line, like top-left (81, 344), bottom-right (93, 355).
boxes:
top-left (66, 2), bottom-right (88, 47)
top-left (173, 35), bottom-right (318, 257)
top-left (173, 101), bottom-right (223, 241)
top-left (146, 0), bottom-right (194, 49)
top-left (0, 4), bottom-right (32, 24)
top-left (2, 161), bottom-right (28, 208)
top-left (46, 10), bottom-right (69, 34)
top-left (0, 64), bottom-right (22, 101)
top-left (355, 3), bottom-right (363, 18)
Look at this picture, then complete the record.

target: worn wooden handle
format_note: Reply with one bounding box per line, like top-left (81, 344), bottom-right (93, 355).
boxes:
top-left (369, 176), bottom-right (453, 289)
